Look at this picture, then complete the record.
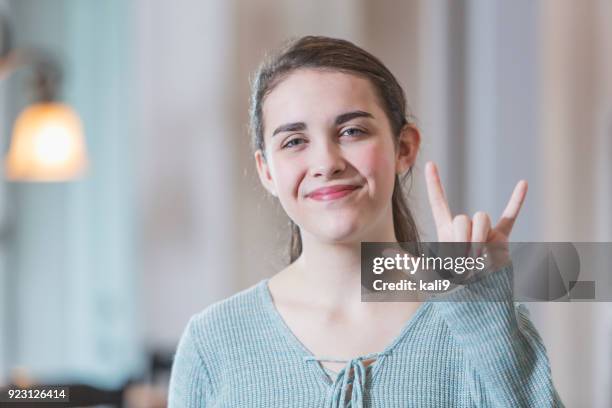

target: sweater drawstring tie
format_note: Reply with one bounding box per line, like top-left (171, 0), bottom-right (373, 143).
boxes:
top-left (303, 351), bottom-right (391, 408)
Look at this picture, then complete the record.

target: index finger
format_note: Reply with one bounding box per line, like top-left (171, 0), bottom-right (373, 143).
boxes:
top-left (495, 180), bottom-right (528, 237)
top-left (425, 161), bottom-right (453, 230)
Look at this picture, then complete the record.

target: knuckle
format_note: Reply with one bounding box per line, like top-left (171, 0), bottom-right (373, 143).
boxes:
top-left (473, 211), bottom-right (491, 223)
top-left (453, 214), bottom-right (469, 224)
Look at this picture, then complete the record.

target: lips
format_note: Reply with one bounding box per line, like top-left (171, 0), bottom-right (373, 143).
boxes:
top-left (307, 184), bottom-right (361, 201)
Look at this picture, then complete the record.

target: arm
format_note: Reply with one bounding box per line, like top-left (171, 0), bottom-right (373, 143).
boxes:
top-left (435, 264), bottom-right (565, 407)
top-left (422, 162), bottom-right (564, 406)
top-left (168, 316), bottom-right (213, 407)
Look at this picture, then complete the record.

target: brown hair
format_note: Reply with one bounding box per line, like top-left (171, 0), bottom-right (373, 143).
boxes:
top-left (249, 35), bottom-right (421, 263)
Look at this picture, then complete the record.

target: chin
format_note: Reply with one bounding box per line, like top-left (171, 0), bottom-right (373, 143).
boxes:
top-left (296, 205), bottom-right (382, 243)
top-left (313, 217), bottom-right (365, 243)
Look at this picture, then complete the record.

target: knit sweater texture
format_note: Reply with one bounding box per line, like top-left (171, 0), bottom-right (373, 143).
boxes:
top-left (168, 264), bottom-right (565, 407)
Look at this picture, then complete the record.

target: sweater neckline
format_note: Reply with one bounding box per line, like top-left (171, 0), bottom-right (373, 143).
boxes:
top-left (257, 277), bottom-right (432, 386)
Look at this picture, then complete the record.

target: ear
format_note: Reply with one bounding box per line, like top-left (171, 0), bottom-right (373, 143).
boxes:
top-left (396, 124), bottom-right (421, 175)
top-left (254, 149), bottom-right (277, 197)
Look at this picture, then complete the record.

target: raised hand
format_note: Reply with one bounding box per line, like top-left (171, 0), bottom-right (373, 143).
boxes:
top-left (424, 161), bottom-right (528, 268)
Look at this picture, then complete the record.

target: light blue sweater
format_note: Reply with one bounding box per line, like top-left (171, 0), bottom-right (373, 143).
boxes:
top-left (168, 265), bottom-right (565, 407)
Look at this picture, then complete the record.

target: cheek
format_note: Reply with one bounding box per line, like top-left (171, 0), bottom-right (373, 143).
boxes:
top-left (353, 141), bottom-right (396, 183)
top-left (270, 156), bottom-right (305, 198)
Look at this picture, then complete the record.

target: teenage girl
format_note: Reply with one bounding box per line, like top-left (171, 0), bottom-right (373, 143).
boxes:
top-left (168, 35), bottom-right (564, 408)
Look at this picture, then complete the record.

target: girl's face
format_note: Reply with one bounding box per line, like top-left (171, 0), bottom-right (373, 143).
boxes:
top-left (255, 68), bottom-right (419, 244)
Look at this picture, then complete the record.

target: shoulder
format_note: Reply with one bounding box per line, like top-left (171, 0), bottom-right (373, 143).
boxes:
top-left (183, 279), bottom-right (271, 356)
top-left (192, 279), bottom-right (266, 325)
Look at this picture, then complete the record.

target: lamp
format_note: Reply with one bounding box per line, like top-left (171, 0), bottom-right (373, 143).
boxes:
top-left (0, 14), bottom-right (88, 181)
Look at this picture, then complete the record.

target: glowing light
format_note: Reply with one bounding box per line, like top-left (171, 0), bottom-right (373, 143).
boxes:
top-left (5, 102), bottom-right (88, 181)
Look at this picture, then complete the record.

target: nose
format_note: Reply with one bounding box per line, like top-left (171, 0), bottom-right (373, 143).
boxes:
top-left (308, 138), bottom-right (346, 179)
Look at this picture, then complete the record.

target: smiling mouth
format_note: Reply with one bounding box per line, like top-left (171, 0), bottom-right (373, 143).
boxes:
top-left (307, 186), bottom-right (361, 201)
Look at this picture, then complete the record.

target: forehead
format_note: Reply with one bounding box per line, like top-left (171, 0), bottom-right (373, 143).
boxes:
top-left (262, 68), bottom-right (384, 133)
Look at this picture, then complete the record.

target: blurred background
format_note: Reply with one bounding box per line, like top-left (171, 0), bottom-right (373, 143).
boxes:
top-left (0, 0), bottom-right (610, 407)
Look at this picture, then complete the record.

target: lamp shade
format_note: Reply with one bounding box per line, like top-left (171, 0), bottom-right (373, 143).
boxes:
top-left (4, 102), bottom-right (88, 181)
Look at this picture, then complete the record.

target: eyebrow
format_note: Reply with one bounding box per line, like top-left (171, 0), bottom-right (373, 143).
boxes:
top-left (271, 110), bottom-right (375, 137)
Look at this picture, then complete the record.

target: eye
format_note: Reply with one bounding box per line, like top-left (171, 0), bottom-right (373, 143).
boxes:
top-left (340, 127), bottom-right (366, 137)
top-left (282, 137), bottom-right (306, 149)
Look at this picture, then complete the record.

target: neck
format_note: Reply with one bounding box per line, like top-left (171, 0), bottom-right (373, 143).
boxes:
top-left (291, 212), bottom-right (397, 311)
